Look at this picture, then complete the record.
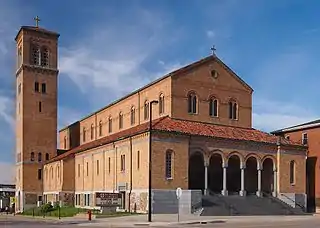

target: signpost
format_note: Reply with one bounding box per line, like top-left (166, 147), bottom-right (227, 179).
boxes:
top-left (176, 187), bottom-right (182, 222)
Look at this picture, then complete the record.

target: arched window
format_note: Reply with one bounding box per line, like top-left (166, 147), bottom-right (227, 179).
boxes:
top-left (63, 136), bottom-right (67, 149)
top-left (290, 160), bottom-right (295, 185)
top-left (90, 124), bottom-right (94, 140)
top-left (41, 47), bottom-right (49, 67)
top-left (30, 152), bottom-right (35, 162)
top-left (130, 106), bottom-right (135, 125)
top-left (119, 112), bottom-right (123, 129)
top-left (38, 152), bottom-right (42, 162)
top-left (17, 47), bottom-right (22, 67)
top-left (99, 121), bottom-right (103, 136)
top-left (144, 101), bottom-right (149, 120)
top-left (165, 150), bottom-right (173, 179)
top-left (31, 44), bottom-right (40, 65)
top-left (209, 97), bottom-right (218, 117)
top-left (108, 117), bottom-right (112, 133)
top-left (82, 127), bottom-right (86, 142)
top-left (228, 100), bottom-right (238, 120)
top-left (45, 153), bottom-right (49, 161)
top-left (188, 92), bottom-right (197, 114)
top-left (159, 94), bottom-right (165, 114)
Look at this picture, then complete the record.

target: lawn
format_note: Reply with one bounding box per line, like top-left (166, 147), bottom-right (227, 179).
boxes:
top-left (21, 206), bottom-right (99, 217)
top-left (20, 206), bottom-right (140, 218)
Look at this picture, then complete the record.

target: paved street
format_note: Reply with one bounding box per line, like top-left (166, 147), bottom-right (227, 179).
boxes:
top-left (2, 214), bottom-right (320, 227)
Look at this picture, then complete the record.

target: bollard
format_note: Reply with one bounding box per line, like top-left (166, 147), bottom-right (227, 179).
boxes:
top-left (87, 210), bottom-right (92, 221)
top-left (32, 208), bottom-right (34, 217)
top-left (58, 206), bottom-right (60, 220)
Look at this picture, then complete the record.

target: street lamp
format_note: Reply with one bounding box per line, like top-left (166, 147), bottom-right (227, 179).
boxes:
top-left (148, 100), bottom-right (158, 222)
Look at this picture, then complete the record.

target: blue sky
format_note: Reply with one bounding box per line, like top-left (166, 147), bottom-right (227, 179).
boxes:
top-left (1, 0), bottom-right (320, 183)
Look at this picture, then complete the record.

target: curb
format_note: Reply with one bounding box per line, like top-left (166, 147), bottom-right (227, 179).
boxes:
top-left (132, 220), bottom-right (226, 227)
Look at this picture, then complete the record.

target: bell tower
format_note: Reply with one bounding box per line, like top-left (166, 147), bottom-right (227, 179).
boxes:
top-left (15, 18), bottom-right (60, 212)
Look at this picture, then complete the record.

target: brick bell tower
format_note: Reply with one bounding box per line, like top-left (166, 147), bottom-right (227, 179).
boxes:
top-left (15, 17), bottom-right (59, 212)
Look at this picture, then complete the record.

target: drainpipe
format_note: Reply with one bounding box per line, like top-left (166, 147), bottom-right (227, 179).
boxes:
top-left (128, 137), bottom-right (133, 212)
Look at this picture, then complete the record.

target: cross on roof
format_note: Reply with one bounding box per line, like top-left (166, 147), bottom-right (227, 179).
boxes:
top-left (34, 16), bottom-right (41, 28)
top-left (210, 45), bottom-right (216, 56)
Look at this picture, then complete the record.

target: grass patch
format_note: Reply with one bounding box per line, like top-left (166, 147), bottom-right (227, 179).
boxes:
top-left (20, 206), bottom-right (99, 218)
top-left (20, 206), bottom-right (141, 218)
top-left (95, 212), bottom-right (142, 218)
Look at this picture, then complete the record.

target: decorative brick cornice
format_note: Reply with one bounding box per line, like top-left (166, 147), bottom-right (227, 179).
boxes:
top-left (16, 64), bottom-right (59, 76)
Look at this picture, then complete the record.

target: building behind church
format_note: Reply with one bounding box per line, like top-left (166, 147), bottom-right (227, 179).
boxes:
top-left (15, 23), bottom-right (308, 213)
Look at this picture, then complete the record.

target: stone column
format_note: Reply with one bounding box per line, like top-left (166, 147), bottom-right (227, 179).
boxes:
top-left (240, 163), bottom-right (246, 196)
top-left (272, 168), bottom-right (277, 197)
top-left (221, 163), bottom-right (228, 196)
top-left (257, 168), bottom-right (262, 197)
top-left (204, 160), bottom-right (209, 195)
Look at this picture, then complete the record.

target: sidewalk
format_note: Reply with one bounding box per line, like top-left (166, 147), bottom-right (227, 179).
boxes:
top-left (78, 214), bottom-right (318, 227)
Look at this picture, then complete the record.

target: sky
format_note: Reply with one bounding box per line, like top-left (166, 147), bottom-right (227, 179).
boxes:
top-left (1, 0), bottom-right (320, 183)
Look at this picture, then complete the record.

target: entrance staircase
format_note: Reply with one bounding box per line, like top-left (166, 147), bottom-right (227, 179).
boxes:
top-left (201, 192), bottom-right (308, 216)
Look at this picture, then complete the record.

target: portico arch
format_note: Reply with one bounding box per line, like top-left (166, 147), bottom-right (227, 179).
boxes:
top-left (189, 152), bottom-right (205, 191)
top-left (262, 157), bottom-right (275, 194)
top-left (244, 156), bottom-right (259, 194)
top-left (208, 153), bottom-right (223, 193)
top-left (227, 153), bottom-right (242, 194)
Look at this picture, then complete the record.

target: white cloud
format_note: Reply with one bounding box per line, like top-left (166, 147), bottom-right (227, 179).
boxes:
top-left (0, 95), bottom-right (14, 128)
top-left (206, 30), bottom-right (215, 38)
top-left (252, 98), bottom-right (317, 132)
top-left (59, 8), bottom-right (182, 109)
top-left (0, 162), bottom-right (14, 184)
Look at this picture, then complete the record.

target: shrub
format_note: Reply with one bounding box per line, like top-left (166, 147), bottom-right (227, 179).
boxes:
top-left (40, 202), bottom-right (53, 213)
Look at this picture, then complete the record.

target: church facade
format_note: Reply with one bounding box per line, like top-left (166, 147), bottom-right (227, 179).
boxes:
top-left (15, 24), bottom-right (307, 213)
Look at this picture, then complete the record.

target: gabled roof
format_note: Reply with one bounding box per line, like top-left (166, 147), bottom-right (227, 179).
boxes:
top-left (49, 117), bottom-right (303, 164)
top-left (271, 119), bottom-right (320, 134)
top-left (59, 55), bottom-right (253, 132)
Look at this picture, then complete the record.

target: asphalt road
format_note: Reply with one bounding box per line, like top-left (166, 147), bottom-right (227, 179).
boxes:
top-left (2, 215), bottom-right (320, 228)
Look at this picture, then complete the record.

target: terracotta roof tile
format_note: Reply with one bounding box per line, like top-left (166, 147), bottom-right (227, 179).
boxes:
top-left (48, 117), bottom-right (303, 164)
top-left (153, 117), bottom-right (301, 146)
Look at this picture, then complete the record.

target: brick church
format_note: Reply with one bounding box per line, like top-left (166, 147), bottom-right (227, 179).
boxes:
top-left (15, 22), bottom-right (308, 213)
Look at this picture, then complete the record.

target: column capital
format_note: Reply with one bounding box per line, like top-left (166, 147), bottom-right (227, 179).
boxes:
top-left (240, 163), bottom-right (246, 169)
top-left (222, 163), bottom-right (228, 168)
top-left (204, 160), bottom-right (209, 167)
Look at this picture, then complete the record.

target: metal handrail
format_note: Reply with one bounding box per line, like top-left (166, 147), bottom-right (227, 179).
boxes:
top-left (279, 193), bottom-right (306, 211)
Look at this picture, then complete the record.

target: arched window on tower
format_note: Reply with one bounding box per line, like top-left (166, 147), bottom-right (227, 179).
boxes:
top-left (90, 124), bottom-right (94, 140)
top-left (188, 92), bottom-right (197, 114)
top-left (209, 97), bottom-right (218, 117)
top-left (130, 106), bottom-right (135, 125)
top-left (31, 44), bottom-right (40, 66)
top-left (159, 94), bottom-right (165, 114)
top-left (17, 47), bottom-right (22, 68)
top-left (99, 121), bottom-right (103, 136)
top-left (38, 152), bottom-right (42, 162)
top-left (30, 152), bottom-right (35, 162)
top-left (41, 47), bottom-right (49, 67)
top-left (228, 99), bottom-right (238, 120)
top-left (144, 101), bottom-right (149, 120)
top-left (45, 153), bottom-right (50, 161)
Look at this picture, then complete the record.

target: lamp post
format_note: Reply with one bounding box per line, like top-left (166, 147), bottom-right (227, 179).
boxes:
top-left (148, 100), bottom-right (158, 222)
